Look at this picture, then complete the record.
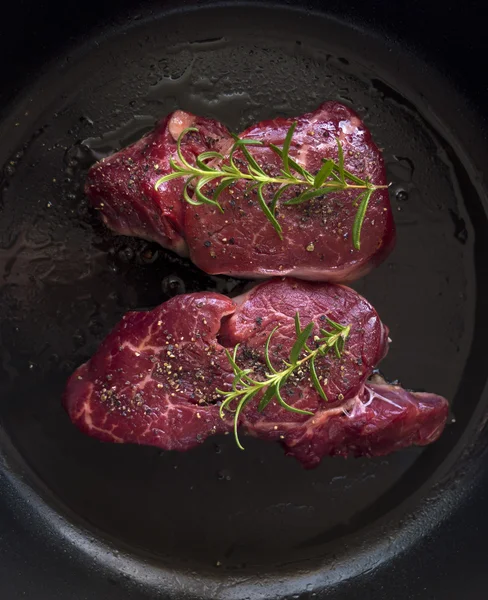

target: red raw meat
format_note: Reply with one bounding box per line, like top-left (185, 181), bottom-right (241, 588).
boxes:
top-left (85, 103), bottom-right (395, 282)
top-left (64, 279), bottom-right (448, 468)
top-left (282, 382), bottom-right (448, 467)
top-left (85, 111), bottom-right (232, 256)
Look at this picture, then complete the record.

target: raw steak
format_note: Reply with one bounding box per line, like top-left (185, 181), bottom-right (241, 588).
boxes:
top-left (85, 102), bottom-right (395, 282)
top-left (85, 111), bottom-right (232, 256)
top-left (64, 279), bottom-right (448, 468)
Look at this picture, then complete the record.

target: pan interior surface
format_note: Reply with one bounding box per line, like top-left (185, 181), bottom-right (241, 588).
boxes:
top-left (0, 1), bottom-right (487, 593)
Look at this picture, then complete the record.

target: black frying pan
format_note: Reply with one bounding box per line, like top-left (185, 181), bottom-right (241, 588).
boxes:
top-left (1, 1), bottom-right (488, 598)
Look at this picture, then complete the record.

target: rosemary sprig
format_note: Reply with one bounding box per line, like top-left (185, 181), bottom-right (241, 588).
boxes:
top-left (155, 124), bottom-right (388, 249)
top-left (216, 313), bottom-right (351, 449)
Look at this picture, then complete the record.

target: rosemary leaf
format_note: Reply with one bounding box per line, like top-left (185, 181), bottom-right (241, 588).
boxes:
top-left (183, 179), bottom-right (203, 206)
top-left (294, 312), bottom-right (302, 337)
top-left (233, 395), bottom-right (250, 449)
top-left (169, 156), bottom-right (185, 173)
top-left (257, 384), bottom-right (278, 412)
top-left (177, 127), bottom-right (198, 170)
top-left (236, 138), bottom-right (263, 147)
top-left (270, 183), bottom-right (292, 213)
top-left (239, 143), bottom-right (266, 177)
top-left (323, 316), bottom-right (344, 331)
top-left (275, 381), bottom-right (313, 416)
top-left (228, 140), bottom-right (242, 172)
top-left (281, 121), bottom-right (297, 175)
top-left (218, 394), bottom-right (233, 419)
top-left (247, 164), bottom-right (268, 179)
top-left (195, 151), bottom-right (224, 171)
top-left (314, 159), bottom-right (335, 188)
top-left (268, 143), bottom-right (283, 159)
top-left (342, 168), bottom-right (366, 185)
top-left (284, 187), bottom-right (335, 206)
top-left (256, 184), bottom-right (283, 239)
top-left (264, 325), bottom-right (280, 374)
top-left (221, 164), bottom-right (238, 175)
top-left (352, 189), bottom-right (373, 250)
top-left (198, 150), bottom-right (225, 161)
top-left (225, 347), bottom-right (241, 376)
top-left (195, 177), bottom-right (225, 212)
top-left (212, 177), bottom-right (235, 203)
top-left (155, 171), bottom-right (187, 188)
top-left (285, 155), bottom-right (315, 184)
top-left (310, 356), bottom-right (328, 402)
top-left (290, 321), bottom-right (314, 364)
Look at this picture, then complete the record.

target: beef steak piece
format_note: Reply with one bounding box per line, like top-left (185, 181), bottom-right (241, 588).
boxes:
top-left (185, 102), bottom-right (395, 281)
top-left (283, 382), bottom-right (448, 467)
top-left (85, 102), bottom-right (395, 282)
top-left (64, 279), bottom-right (448, 467)
top-left (85, 111), bottom-right (232, 256)
top-left (64, 292), bottom-right (235, 451)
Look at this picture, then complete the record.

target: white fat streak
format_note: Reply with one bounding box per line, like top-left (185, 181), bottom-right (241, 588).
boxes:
top-left (362, 385), bottom-right (403, 410)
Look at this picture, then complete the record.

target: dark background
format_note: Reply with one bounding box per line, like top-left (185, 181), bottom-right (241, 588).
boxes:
top-left (1, 1), bottom-right (487, 599)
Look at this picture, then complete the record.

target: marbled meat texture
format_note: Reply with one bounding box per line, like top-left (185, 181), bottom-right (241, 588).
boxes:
top-left (86, 102), bottom-right (395, 282)
top-left (64, 279), bottom-right (448, 468)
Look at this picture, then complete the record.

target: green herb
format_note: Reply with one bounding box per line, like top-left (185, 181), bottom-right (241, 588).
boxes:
top-left (216, 313), bottom-right (351, 449)
top-left (155, 124), bottom-right (388, 249)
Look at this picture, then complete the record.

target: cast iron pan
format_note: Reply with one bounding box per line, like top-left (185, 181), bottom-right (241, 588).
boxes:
top-left (1, 1), bottom-right (488, 598)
